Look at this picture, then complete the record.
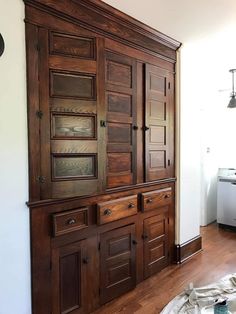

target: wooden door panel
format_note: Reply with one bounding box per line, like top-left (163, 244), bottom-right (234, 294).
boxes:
top-left (50, 71), bottom-right (96, 100)
top-left (143, 209), bottom-right (169, 279)
top-left (37, 29), bottom-right (105, 199)
top-left (107, 60), bottom-right (132, 87)
top-left (100, 224), bottom-right (136, 304)
top-left (145, 63), bottom-right (174, 182)
top-left (107, 92), bottom-right (132, 115)
top-left (52, 240), bottom-right (86, 314)
top-left (50, 32), bottom-right (96, 59)
top-left (105, 52), bottom-right (137, 188)
top-left (149, 99), bottom-right (166, 120)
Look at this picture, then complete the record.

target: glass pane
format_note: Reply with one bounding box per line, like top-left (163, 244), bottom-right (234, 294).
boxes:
top-left (53, 115), bottom-right (95, 138)
top-left (53, 155), bottom-right (96, 179)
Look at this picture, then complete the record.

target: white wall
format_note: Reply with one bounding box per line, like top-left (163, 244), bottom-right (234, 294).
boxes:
top-left (0, 1), bottom-right (31, 314)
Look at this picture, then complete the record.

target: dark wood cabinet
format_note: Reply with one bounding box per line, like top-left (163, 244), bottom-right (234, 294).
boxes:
top-left (106, 51), bottom-right (137, 189)
top-left (24, 1), bottom-right (180, 313)
top-left (100, 224), bottom-right (136, 304)
top-left (143, 209), bottom-right (169, 279)
top-left (145, 64), bottom-right (174, 182)
top-left (35, 27), bottom-right (106, 199)
top-left (51, 240), bottom-right (87, 314)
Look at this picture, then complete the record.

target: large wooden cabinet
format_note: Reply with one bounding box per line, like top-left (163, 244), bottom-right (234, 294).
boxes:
top-left (25, 1), bottom-right (180, 313)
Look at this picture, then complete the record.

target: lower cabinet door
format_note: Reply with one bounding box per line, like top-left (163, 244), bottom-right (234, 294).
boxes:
top-left (51, 240), bottom-right (88, 314)
top-left (143, 208), bottom-right (169, 279)
top-left (100, 224), bottom-right (136, 304)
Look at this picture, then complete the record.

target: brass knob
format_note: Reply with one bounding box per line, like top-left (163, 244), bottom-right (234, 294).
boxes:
top-left (82, 257), bottom-right (89, 264)
top-left (67, 218), bottom-right (76, 225)
top-left (104, 209), bottom-right (112, 216)
top-left (147, 198), bottom-right (153, 204)
top-left (128, 203), bottom-right (135, 209)
top-left (142, 234), bottom-right (148, 240)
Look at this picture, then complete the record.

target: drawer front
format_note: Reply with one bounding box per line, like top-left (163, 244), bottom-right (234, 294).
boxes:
top-left (141, 188), bottom-right (172, 212)
top-left (53, 207), bottom-right (88, 236)
top-left (97, 195), bottom-right (137, 225)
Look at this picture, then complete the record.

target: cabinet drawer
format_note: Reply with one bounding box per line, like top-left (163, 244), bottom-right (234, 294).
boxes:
top-left (141, 188), bottom-right (172, 212)
top-left (52, 207), bottom-right (88, 236)
top-left (97, 195), bottom-right (137, 225)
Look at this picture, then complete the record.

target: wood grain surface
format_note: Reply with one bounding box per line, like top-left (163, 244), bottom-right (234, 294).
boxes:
top-left (92, 223), bottom-right (236, 314)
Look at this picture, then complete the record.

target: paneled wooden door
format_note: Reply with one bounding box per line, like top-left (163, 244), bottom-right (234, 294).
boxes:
top-left (37, 27), bottom-right (106, 199)
top-left (145, 64), bottom-right (174, 182)
top-left (105, 51), bottom-right (137, 189)
top-left (100, 224), bottom-right (137, 304)
top-left (51, 240), bottom-right (88, 314)
top-left (143, 208), bottom-right (169, 279)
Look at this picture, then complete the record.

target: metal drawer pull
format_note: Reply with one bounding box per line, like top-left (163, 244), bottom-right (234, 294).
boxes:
top-left (147, 198), bottom-right (153, 204)
top-left (164, 194), bottom-right (170, 199)
top-left (128, 203), bottom-right (135, 209)
top-left (67, 218), bottom-right (76, 225)
top-left (104, 209), bottom-right (112, 216)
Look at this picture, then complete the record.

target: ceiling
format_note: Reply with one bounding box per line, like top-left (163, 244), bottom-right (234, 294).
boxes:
top-left (102, 0), bottom-right (236, 42)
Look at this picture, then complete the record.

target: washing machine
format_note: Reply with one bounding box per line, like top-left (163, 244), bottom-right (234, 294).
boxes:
top-left (217, 168), bottom-right (236, 227)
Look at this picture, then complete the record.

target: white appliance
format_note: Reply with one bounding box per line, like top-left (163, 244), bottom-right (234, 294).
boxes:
top-left (217, 168), bottom-right (236, 227)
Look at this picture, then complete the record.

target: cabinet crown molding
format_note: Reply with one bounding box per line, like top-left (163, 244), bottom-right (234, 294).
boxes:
top-left (24, 0), bottom-right (182, 61)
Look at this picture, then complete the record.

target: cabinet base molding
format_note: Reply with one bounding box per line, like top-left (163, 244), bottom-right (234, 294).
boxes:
top-left (175, 236), bottom-right (202, 264)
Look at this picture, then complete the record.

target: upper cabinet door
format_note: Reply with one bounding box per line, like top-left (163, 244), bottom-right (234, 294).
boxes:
top-left (37, 28), bottom-right (106, 199)
top-left (145, 64), bottom-right (174, 182)
top-left (105, 52), bottom-right (137, 189)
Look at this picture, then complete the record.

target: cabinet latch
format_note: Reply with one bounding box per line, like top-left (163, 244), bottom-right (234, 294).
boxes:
top-left (36, 110), bottom-right (43, 119)
top-left (100, 120), bottom-right (107, 127)
top-left (36, 176), bottom-right (46, 184)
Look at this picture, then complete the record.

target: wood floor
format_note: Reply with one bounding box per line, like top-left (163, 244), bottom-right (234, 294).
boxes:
top-left (93, 223), bottom-right (236, 314)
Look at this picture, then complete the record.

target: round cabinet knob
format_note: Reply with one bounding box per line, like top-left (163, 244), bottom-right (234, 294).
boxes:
top-left (104, 209), bottom-right (112, 216)
top-left (133, 125), bottom-right (139, 130)
top-left (147, 198), bottom-right (153, 204)
top-left (164, 194), bottom-right (170, 199)
top-left (128, 203), bottom-right (135, 209)
top-left (67, 218), bottom-right (76, 225)
top-left (142, 234), bottom-right (148, 240)
top-left (82, 257), bottom-right (89, 264)
top-left (132, 239), bottom-right (138, 245)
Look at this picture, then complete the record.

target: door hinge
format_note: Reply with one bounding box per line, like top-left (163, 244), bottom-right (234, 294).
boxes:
top-left (168, 159), bottom-right (171, 166)
top-left (98, 242), bottom-right (101, 251)
top-left (36, 110), bottom-right (43, 119)
top-left (168, 82), bottom-right (171, 89)
top-left (36, 176), bottom-right (46, 184)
